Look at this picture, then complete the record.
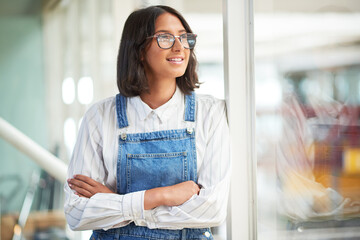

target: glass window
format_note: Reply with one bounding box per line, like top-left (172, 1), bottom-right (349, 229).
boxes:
top-left (254, 1), bottom-right (360, 239)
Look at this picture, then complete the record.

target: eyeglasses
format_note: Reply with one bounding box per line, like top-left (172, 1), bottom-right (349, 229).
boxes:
top-left (147, 33), bottom-right (197, 49)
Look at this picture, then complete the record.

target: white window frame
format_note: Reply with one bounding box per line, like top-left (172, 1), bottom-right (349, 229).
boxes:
top-left (223, 0), bottom-right (257, 239)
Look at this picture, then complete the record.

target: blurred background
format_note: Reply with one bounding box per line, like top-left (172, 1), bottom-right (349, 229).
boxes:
top-left (1, 0), bottom-right (360, 239)
top-left (0, 0), bottom-right (224, 239)
top-left (254, 0), bottom-right (360, 239)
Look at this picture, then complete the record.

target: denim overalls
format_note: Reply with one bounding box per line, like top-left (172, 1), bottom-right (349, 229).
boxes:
top-left (91, 92), bottom-right (213, 240)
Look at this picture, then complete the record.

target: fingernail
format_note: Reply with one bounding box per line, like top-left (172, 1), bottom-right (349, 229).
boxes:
top-left (68, 183), bottom-right (72, 187)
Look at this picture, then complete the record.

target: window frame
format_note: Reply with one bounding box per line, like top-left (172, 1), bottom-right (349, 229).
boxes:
top-left (223, 0), bottom-right (257, 239)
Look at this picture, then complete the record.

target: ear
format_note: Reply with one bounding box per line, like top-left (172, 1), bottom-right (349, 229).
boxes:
top-left (140, 51), bottom-right (145, 61)
top-left (140, 44), bottom-right (150, 62)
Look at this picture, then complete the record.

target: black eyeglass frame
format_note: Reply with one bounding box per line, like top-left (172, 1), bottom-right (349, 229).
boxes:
top-left (147, 33), bottom-right (197, 49)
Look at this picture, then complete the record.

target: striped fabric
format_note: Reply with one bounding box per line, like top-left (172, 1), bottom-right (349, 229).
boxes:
top-left (64, 86), bottom-right (231, 231)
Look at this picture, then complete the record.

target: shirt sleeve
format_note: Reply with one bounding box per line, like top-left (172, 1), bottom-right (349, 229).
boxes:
top-left (139, 99), bottom-right (231, 229)
top-left (63, 104), bottom-right (145, 231)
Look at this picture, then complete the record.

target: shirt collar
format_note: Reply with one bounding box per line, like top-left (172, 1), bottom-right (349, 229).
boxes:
top-left (129, 86), bottom-right (183, 122)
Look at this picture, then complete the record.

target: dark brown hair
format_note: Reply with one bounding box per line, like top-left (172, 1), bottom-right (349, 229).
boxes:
top-left (116, 5), bottom-right (199, 96)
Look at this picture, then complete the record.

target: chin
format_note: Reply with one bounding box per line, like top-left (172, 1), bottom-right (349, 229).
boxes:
top-left (175, 70), bottom-right (187, 78)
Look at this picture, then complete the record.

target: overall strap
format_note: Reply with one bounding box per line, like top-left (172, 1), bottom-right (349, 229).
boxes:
top-left (184, 92), bottom-right (196, 122)
top-left (115, 94), bottom-right (129, 129)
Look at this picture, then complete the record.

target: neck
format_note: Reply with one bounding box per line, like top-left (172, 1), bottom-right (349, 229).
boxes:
top-left (140, 78), bottom-right (176, 109)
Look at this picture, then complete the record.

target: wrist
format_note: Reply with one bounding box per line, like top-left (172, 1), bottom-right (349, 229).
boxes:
top-left (161, 186), bottom-right (171, 206)
top-left (144, 187), bottom-right (168, 210)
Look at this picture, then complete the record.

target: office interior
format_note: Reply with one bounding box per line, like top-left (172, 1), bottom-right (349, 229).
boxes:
top-left (0, 0), bottom-right (360, 239)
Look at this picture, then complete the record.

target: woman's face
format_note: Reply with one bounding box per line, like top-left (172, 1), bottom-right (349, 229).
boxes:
top-left (143, 12), bottom-right (190, 83)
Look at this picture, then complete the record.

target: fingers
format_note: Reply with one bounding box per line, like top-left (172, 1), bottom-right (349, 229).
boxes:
top-left (68, 176), bottom-right (96, 197)
top-left (67, 175), bottom-right (114, 198)
top-left (163, 181), bottom-right (201, 206)
top-left (72, 184), bottom-right (93, 198)
top-left (68, 180), bottom-right (93, 198)
top-left (74, 191), bottom-right (86, 198)
top-left (68, 178), bottom-right (92, 191)
top-left (73, 174), bottom-right (98, 187)
top-left (187, 180), bottom-right (200, 194)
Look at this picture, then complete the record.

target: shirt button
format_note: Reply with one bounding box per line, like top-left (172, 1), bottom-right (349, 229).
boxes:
top-left (204, 231), bottom-right (211, 238)
top-left (121, 133), bottom-right (127, 140)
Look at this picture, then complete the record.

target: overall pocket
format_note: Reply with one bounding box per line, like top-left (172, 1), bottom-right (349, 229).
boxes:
top-left (126, 152), bottom-right (188, 192)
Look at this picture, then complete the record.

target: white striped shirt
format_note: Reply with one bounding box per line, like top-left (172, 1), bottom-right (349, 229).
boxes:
top-left (64, 86), bottom-right (230, 231)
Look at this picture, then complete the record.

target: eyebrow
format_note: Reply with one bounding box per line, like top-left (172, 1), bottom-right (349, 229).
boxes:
top-left (155, 29), bottom-right (187, 34)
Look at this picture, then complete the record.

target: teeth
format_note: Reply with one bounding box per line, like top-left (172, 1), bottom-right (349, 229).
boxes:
top-left (168, 58), bottom-right (182, 62)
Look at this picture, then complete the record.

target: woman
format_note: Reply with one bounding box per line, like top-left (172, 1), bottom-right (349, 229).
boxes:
top-left (64, 5), bottom-right (230, 240)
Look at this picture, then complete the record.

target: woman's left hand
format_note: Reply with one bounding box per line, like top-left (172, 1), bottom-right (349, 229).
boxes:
top-left (67, 174), bottom-right (114, 198)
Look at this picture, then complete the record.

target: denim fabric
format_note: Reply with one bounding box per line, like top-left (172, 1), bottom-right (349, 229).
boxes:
top-left (92, 92), bottom-right (213, 240)
top-left (116, 94), bottom-right (129, 128)
top-left (184, 92), bottom-right (195, 122)
top-left (117, 129), bottom-right (197, 193)
top-left (91, 223), bottom-right (213, 240)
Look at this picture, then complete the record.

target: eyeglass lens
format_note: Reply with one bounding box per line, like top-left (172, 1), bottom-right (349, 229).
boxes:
top-left (157, 33), bottom-right (196, 49)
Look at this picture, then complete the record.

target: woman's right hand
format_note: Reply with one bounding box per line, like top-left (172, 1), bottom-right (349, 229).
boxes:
top-left (67, 174), bottom-right (114, 198)
top-left (144, 181), bottom-right (200, 210)
top-left (68, 175), bottom-right (200, 210)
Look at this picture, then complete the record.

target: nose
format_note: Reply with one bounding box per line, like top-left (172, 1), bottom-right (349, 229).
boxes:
top-left (172, 37), bottom-right (184, 52)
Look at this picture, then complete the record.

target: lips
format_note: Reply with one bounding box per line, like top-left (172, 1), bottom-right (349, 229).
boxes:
top-left (166, 56), bottom-right (184, 63)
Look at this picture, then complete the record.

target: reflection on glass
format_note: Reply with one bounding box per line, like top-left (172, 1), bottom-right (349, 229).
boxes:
top-left (255, 2), bottom-right (360, 239)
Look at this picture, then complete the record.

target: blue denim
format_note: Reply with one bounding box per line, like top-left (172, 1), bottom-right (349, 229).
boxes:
top-left (91, 223), bottom-right (213, 240)
top-left (91, 92), bottom-right (213, 240)
top-left (118, 129), bottom-right (197, 193)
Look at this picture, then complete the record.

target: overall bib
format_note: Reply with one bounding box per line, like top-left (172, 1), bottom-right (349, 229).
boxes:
top-left (91, 93), bottom-right (213, 240)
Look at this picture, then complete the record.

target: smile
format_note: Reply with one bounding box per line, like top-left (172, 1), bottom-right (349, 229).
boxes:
top-left (166, 57), bottom-right (184, 64)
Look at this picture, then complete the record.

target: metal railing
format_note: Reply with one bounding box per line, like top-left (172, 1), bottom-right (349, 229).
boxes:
top-left (0, 117), bottom-right (67, 183)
